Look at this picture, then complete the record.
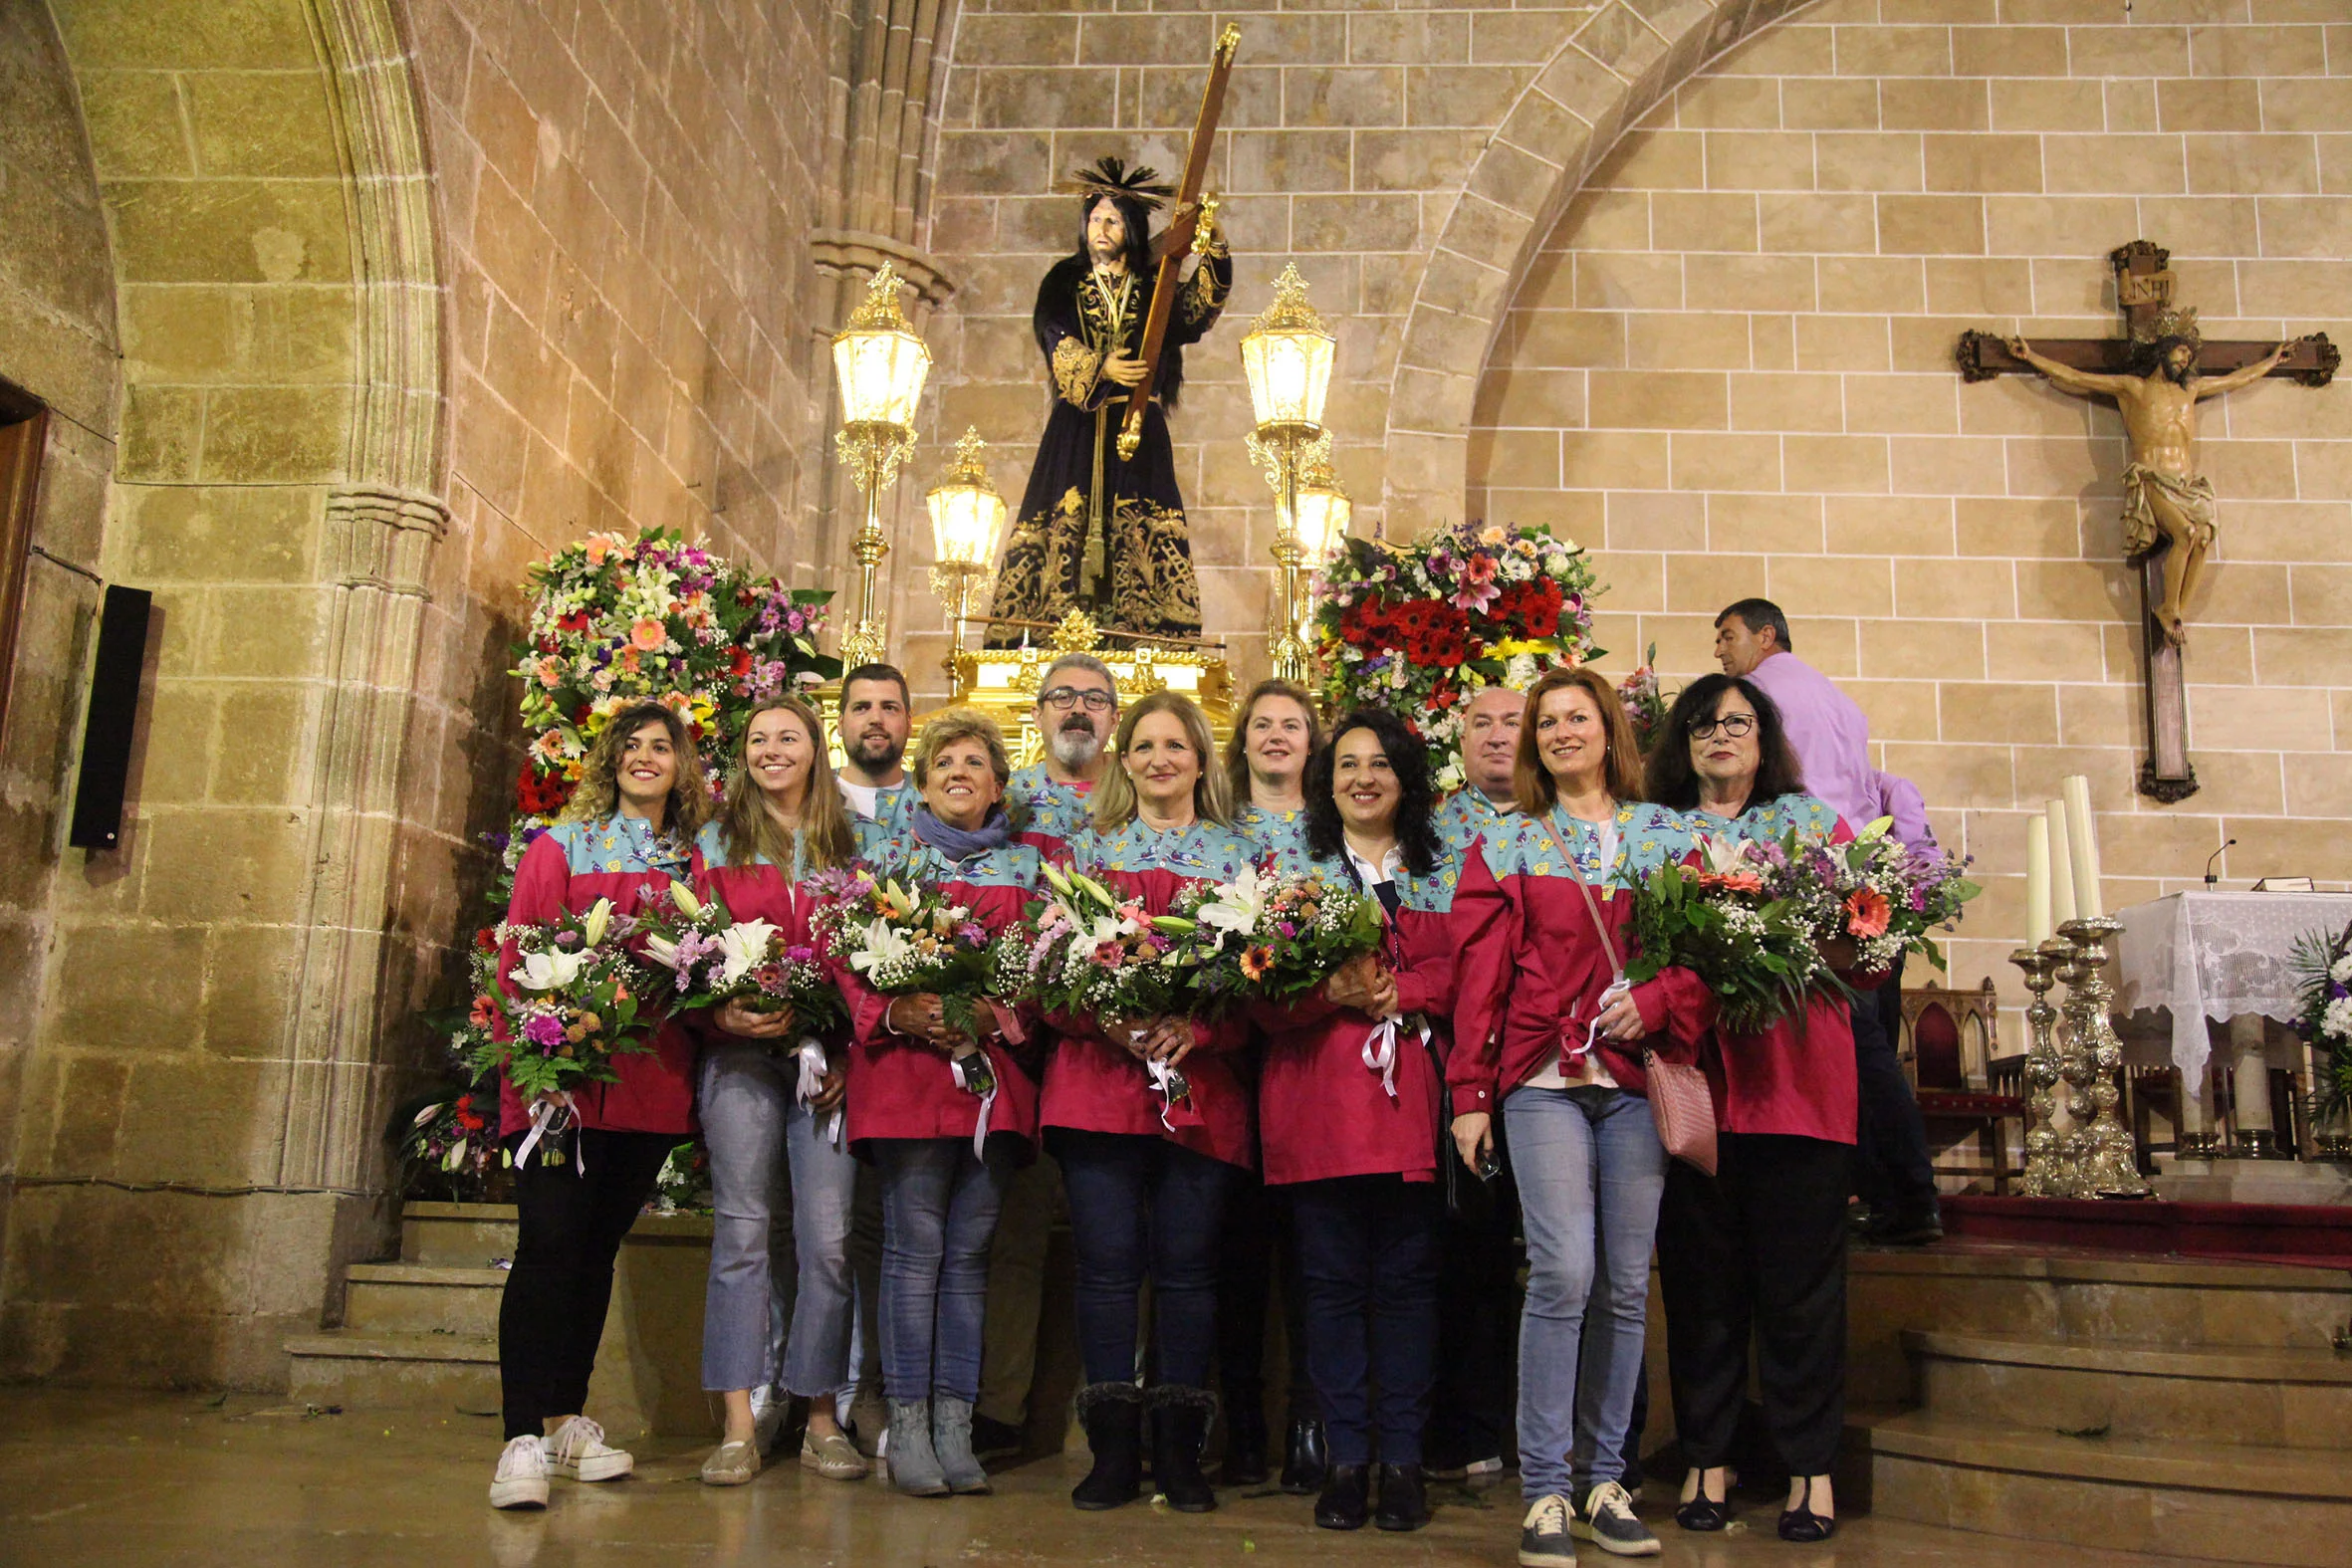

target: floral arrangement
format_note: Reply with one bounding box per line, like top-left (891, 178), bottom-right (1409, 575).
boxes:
top-left (2292, 919), bottom-right (2352, 1118)
top-left (1311, 520), bottom-right (1602, 790)
top-left (637, 882), bottom-right (845, 1036)
top-left (397, 1085), bottom-right (500, 1190)
top-left (813, 867), bottom-right (1007, 1094)
top-left (1006, 861), bottom-right (1192, 1024)
top-left (1167, 866), bottom-right (1386, 1009)
top-left (648, 1139), bottom-right (713, 1215)
top-left (467, 898), bottom-right (656, 1102)
top-left (1618, 644), bottom-right (1675, 755)
top-left (1623, 836), bottom-right (1835, 1033)
top-left (1756, 820), bottom-right (1982, 975)
top-left (505, 525), bottom-right (838, 853)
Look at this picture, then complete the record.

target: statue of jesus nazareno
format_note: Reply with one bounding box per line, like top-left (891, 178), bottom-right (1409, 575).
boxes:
top-left (988, 157), bottom-right (1234, 643)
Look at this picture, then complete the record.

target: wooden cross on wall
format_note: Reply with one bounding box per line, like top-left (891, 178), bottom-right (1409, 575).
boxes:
top-left (1957, 241), bottom-right (2338, 802)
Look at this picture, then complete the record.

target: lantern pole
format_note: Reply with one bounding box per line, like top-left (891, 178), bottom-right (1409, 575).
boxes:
top-left (924, 427), bottom-right (1007, 702)
top-left (831, 264), bottom-right (927, 674)
top-left (1241, 265), bottom-right (1337, 688)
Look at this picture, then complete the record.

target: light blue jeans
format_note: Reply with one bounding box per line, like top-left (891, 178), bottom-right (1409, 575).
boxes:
top-left (1502, 1084), bottom-right (1669, 1501)
top-left (699, 1042), bottom-right (858, 1396)
top-left (873, 1138), bottom-right (1013, 1404)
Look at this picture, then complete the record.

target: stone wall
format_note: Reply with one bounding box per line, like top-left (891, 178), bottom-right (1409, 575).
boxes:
top-left (1469, 0), bottom-right (2352, 991)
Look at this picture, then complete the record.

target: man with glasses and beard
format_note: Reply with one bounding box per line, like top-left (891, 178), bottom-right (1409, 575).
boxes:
top-left (1008, 653), bottom-right (1120, 848)
top-left (836, 664), bottom-right (915, 856)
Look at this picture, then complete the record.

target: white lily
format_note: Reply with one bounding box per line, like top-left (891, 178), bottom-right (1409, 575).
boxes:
top-left (672, 883), bottom-right (706, 920)
top-left (847, 917), bottom-right (913, 975)
top-left (514, 947), bottom-right (590, 992)
top-left (717, 919), bottom-right (780, 987)
top-left (641, 933), bottom-right (682, 971)
top-left (1699, 834), bottom-right (1752, 877)
top-left (583, 898), bottom-right (613, 947)
top-left (1193, 865), bottom-right (1270, 941)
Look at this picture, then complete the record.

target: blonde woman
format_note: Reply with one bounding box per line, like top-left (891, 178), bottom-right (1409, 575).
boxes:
top-left (1042, 692), bottom-right (1260, 1513)
top-left (490, 701), bottom-right (710, 1510)
top-left (690, 697), bottom-right (865, 1487)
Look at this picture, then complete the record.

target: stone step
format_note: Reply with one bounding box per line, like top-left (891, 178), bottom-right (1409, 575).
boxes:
top-left (284, 1330), bottom-right (499, 1415)
top-left (1866, 1411), bottom-right (2352, 1568)
top-left (1907, 1329), bottom-right (2352, 1452)
top-left (344, 1263), bottom-right (509, 1337)
top-left (398, 1201), bottom-right (518, 1267)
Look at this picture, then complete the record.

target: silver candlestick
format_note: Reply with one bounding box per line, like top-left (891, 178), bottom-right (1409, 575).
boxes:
top-left (2010, 940), bottom-right (2074, 1198)
top-left (2057, 915), bottom-right (2152, 1198)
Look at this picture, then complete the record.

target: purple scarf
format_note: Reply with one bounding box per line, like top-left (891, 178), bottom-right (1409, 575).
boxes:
top-left (911, 804), bottom-right (1013, 864)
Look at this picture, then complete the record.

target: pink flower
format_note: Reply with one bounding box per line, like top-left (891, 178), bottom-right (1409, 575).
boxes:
top-left (1091, 941), bottom-right (1125, 968)
top-left (1845, 887), bottom-right (1893, 940)
top-left (629, 618), bottom-right (666, 651)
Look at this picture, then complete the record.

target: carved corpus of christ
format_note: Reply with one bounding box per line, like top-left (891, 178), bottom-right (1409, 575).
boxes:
top-left (2006, 313), bottom-right (2303, 648)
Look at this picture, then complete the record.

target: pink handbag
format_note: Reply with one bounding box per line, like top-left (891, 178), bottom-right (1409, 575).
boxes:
top-left (1534, 810), bottom-right (1720, 1177)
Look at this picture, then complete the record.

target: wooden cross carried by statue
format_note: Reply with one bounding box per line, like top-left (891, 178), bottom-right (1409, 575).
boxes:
top-left (1957, 241), bottom-right (2337, 802)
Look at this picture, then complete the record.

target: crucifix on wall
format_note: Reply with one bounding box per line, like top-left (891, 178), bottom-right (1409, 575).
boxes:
top-left (1957, 241), bottom-right (2336, 802)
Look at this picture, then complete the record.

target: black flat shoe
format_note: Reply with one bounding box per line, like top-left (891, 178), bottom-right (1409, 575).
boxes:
top-left (1313, 1463), bottom-right (1369, 1530)
top-left (1675, 1495), bottom-right (1732, 1532)
top-left (1280, 1419), bottom-right (1328, 1494)
top-left (1373, 1463), bottom-right (1428, 1532)
top-left (1778, 1503), bottom-right (1836, 1542)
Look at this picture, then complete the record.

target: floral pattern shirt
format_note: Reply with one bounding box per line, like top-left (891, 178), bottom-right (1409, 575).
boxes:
top-left (544, 813), bottom-right (693, 879)
top-left (1434, 787), bottom-right (1516, 857)
top-left (1071, 817), bottom-right (1260, 884)
top-left (1235, 801), bottom-right (1312, 879)
top-left (1479, 800), bottom-right (1694, 893)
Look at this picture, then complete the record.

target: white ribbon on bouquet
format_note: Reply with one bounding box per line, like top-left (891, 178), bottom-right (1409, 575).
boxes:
top-left (951, 1048), bottom-right (997, 1162)
top-left (1360, 1014), bottom-right (1433, 1101)
top-left (794, 1037), bottom-right (843, 1148)
top-left (516, 1091), bottom-right (584, 1175)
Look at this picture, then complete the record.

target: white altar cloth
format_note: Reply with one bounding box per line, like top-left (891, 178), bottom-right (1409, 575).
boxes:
top-left (2110, 891), bottom-right (2352, 1079)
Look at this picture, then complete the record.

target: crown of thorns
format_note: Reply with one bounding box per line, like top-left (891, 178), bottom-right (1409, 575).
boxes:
top-left (2133, 305), bottom-right (2202, 347)
top-left (1060, 155), bottom-right (1176, 212)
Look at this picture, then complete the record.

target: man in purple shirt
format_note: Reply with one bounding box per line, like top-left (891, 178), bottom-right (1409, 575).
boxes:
top-left (1716, 598), bottom-right (1943, 1245)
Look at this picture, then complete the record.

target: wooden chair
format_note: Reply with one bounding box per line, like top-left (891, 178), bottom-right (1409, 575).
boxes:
top-left (1899, 977), bottom-right (2022, 1195)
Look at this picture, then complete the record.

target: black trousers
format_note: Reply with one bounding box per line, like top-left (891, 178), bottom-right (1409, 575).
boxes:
top-left (499, 1128), bottom-right (675, 1441)
top-left (1215, 1169), bottom-right (1317, 1428)
top-left (1290, 1175), bottom-right (1442, 1465)
top-left (1655, 1133), bottom-right (1848, 1476)
top-left (1852, 956), bottom-right (1938, 1221)
top-left (1425, 1144), bottom-right (1520, 1464)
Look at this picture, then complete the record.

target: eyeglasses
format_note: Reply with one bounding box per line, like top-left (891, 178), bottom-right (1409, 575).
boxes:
top-left (1040, 686), bottom-right (1114, 713)
top-left (1688, 713), bottom-right (1757, 740)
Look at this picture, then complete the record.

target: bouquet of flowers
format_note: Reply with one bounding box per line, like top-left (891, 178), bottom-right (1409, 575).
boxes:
top-left (637, 882), bottom-right (845, 1036)
top-left (1167, 865), bottom-right (1387, 1010)
top-left (1618, 644), bottom-right (1675, 755)
top-left (1004, 862), bottom-right (1199, 1119)
top-left (467, 898), bottom-right (656, 1102)
top-left (1312, 519), bottom-right (1602, 790)
top-left (1756, 819), bottom-right (1982, 975)
top-left (647, 1138), bottom-right (712, 1215)
top-left (813, 867), bottom-right (1008, 1099)
top-left (2292, 919), bottom-right (2352, 1119)
top-left (1623, 836), bottom-right (1835, 1034)
top-left (396, 1084), bottom-right (501, 1192)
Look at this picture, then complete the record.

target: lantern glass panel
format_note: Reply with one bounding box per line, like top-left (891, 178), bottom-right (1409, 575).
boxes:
top-left (833, 330), bottom-right (931, 428)
top-left (1241, 328), bottom-right (1334, 429)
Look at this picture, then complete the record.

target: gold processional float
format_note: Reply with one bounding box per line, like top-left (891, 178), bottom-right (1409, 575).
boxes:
top-left (817, 206), bottom-right (1349, 764)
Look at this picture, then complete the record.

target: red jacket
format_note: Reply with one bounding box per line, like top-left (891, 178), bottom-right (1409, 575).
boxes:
top-left (693, 846), bottom-right (843, 1075)
top-left (1041, 820), bottom-right (1259, 1170)
top-left (496, 819), bottom-right (703, 1139)
top-left (836, 841), bottom-right (1044, 1157)
top-left (1257, 887), bottom-right (1456, 1187)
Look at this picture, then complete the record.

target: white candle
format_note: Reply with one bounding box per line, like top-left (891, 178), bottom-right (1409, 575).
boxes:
top-left (2025, 814), bottom-right (2053, 945)
top-left (2062, 775), bottom-right (2103, 920)
top-left (2046, 799), bottom-right (2078, 927)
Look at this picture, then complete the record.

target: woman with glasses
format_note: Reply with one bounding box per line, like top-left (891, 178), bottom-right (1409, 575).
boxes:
top-left (692, 698), bottom-right (866, 1489)
top-left (1448, 667), bottom-right (1696, 1567)
top-left (1257, 709), bottom-right (1461, 1533)
top-left (836, 711), bottom-right (1047, 1498)
top-left (1640, 674), bottom-right (1864, 1544)
top-left (1043, 691), bottom-right (1258, 1513)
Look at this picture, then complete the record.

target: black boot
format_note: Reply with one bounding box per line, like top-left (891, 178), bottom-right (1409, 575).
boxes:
top-left (1314, 1462), bottom-right (1370, 1530)
top-left (1375, 1463), bottom-right (1429, 1531)
top-left (1279, 1417), bottom-right (1328, 1494)
top-left (1221, 1399), bottom-right (1269, 1486)
top-left (1070, 1383), bottom-right (1143, 1511)
top-left (1148, 1386), bottom-right (1218, 1513)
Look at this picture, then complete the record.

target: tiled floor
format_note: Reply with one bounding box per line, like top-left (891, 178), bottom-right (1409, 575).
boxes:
top-left (0, 1387), bottom-right (2217, 1567)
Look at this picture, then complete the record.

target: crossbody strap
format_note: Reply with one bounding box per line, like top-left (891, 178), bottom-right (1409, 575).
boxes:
top-left (1530, 805), bottom-right (1624, 983)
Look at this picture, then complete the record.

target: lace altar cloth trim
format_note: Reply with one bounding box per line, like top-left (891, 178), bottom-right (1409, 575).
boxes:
top-left (2111, 891), bottom-right (2352, 1077)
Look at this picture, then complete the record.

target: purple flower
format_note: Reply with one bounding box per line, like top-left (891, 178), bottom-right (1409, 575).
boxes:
top-left (555, 930), bottom-right (582, 950)
top-left (523, 1013), bottom-right (567, 1049)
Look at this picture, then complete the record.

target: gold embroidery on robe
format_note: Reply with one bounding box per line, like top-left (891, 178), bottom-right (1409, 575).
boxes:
top-left (1110, 498), bottom-right (1202, 631)
top-left (1179, 258), bottom-right (1229, 328)
top-left (1052, 337), bottom-right (1102, 407)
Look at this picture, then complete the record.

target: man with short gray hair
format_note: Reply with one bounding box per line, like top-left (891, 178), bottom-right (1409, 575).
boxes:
top-left (1008, 652), bottom-right (1119, 846)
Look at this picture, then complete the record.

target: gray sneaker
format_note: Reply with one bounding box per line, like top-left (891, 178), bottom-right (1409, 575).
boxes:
top-left (1520, 1493), bottom-right (1577, 1567)
top-left (1571, 1479), bottom-right (1662, 1557)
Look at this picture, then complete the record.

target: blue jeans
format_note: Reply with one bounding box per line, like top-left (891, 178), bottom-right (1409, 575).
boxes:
top-left (699, 1043), bottom-right (858, 1396)
top-left (1290, 1175), bottom-right (1442, 1465)
top-left (872, 1138), bottom-right (1012, 1403)
top-left (1051, 1129), bottom-right (1233, 1389)
top-left (1503, 1084), bottom-right (1668, 1501)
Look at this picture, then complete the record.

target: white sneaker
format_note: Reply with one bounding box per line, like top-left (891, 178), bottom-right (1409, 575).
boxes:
top-left (489, 1435), bottom-right (550, 1509)
top-left (544, 1416), bottom-right (633, 1481)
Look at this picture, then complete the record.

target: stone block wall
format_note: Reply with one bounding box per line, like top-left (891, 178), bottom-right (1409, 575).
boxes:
top-left (1469, 0), bottom-right (2352, 992)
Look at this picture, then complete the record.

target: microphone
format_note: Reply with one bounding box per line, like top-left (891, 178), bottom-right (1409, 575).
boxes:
top-left (2205, 838), bottom-right (2236, 886)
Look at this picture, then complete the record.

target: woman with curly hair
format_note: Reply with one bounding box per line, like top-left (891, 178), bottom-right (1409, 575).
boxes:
top-left (1258, 708), bottom-right (1465, 1533)
top-left (488, 701), bottom-right (711, 1511)
top-left (689, 696), bottom-right (865, 1488)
